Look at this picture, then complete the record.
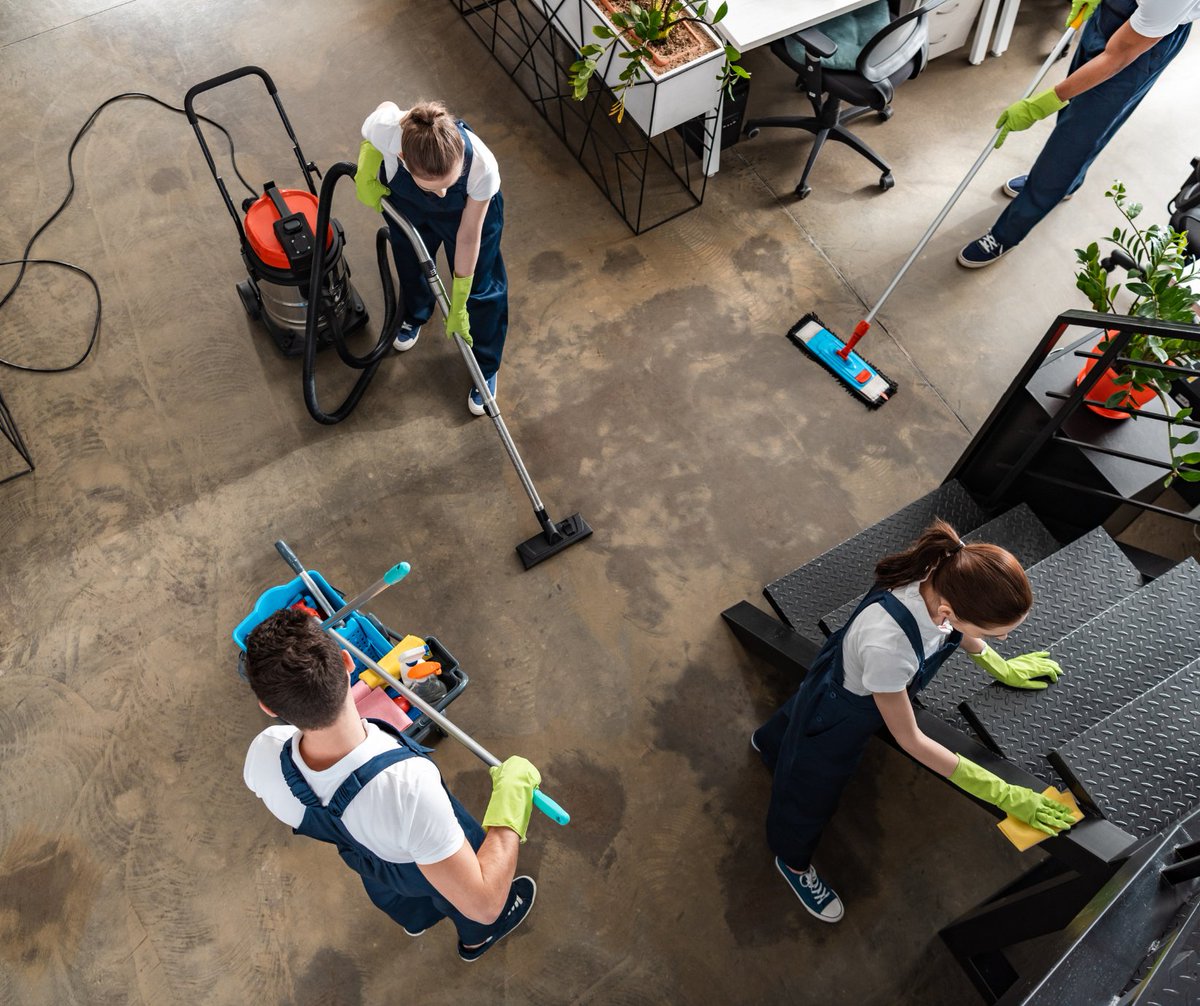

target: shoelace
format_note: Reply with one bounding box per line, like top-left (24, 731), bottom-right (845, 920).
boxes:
top-left (979, 232), bottom-right (1003, 255)
top-left (800, 869), bottom-right (832, 905)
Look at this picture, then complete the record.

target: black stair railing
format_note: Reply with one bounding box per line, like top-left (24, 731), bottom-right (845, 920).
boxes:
top-left (950, 309), bottom-right (1200, 529)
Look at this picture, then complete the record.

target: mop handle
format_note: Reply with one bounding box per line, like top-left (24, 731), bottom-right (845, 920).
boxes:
top-left (275, 539), bottom-right (337, 618)
top-left (319, 562), bottom-right (411, 630)
top-left (273, 540), bottom-right (569, 825)
top-left (328, 627), bottom-right (571, 826)
top-left (860, 17), bottom-right (1084, 328)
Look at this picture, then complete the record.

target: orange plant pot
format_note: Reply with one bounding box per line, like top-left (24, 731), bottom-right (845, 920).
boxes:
top-left (1075, 332), bottom-right (1158, 420)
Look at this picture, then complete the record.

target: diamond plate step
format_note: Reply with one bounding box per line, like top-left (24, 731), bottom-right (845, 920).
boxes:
top-left (920, 527), bottom-right (1143, 727)
top-left (816, 503), bottom-right (1061, 637)
top-left (1050, 658), bottom-right (1200, 841)
top-left (960, 558), bottom-right (1200, 782)
top-left (763, 481), bottom-right (988, 642)
top-left (1129, 891), bottom-right (1200, 1005)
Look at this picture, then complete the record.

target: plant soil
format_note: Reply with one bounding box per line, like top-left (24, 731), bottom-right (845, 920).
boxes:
top-left (598, 0), bottom-right (719, 73)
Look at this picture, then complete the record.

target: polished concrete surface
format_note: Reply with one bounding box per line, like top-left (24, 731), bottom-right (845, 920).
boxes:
top-left (0, 1), bottom-right (1196, 1002)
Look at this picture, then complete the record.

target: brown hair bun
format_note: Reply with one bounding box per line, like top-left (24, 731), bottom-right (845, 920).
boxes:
top-left (402, 101), bottom-right (465, 180)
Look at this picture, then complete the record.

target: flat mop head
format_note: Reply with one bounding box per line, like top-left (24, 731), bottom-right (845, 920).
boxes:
top-left (787, 313), bottom-right (897, 408)
top-left (516, 513), bottom-right (593, 570)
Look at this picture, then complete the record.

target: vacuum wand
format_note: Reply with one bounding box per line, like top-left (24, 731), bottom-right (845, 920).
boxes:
top-left (271, 540), bottom-right (570, 825)
top-left (377, 199), bottom-right (593, 569)
top-left (838, 14), bottom-right (1086, 360)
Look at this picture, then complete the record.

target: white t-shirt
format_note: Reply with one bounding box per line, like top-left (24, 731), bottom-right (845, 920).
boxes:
top-left (361, 102), bottom-right (501, 202)
top-left (243, 721), bottom-right (465, 866)
top-left (840, 581), bottom-right (952, 697)
top-left (1130, 0), bottom-right (1200, 36)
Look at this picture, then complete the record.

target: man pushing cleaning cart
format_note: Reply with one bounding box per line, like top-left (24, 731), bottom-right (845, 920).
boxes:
top-left (235, 541), bottom-right (569, 961)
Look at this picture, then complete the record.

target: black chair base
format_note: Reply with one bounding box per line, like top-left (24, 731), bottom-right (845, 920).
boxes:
top-left (745, 98), bottom-right (895, 199)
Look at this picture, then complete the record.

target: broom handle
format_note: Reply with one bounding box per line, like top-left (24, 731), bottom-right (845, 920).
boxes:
top-left (861, 16), bottom-right (1085, 328)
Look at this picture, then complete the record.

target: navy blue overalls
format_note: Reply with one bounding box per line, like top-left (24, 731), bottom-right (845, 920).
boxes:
top-left (991, 0), bottom-right (1192, 248)
top-left (278, 718), bottom-right (494, 944)
top-left (756, 587), bottom-right (962, 869)
top-left (383, 121), bottom-right (507, 382)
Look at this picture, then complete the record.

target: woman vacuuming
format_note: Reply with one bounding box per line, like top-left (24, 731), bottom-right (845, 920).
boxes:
top-left (355, 100), bottom-right (506, 416)
top-left (753, 520), bottom-right (1076, 923)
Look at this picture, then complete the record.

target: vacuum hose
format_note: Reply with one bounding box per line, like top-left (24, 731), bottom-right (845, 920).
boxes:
top-left (302, 160), bottom-right (396, 425)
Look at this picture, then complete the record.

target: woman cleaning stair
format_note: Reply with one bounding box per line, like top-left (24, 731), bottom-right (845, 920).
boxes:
top-left (752, 520), bottom-right (1077, 923)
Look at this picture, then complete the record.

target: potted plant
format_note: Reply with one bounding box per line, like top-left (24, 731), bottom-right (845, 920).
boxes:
top-left (566, 0), bottom-right (747, 134)
top-left (1073, 182), bottom-right (1200, 488)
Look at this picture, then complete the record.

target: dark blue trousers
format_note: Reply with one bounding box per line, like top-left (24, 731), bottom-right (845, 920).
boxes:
top-left (991, 0), bottom-right (1192, 248)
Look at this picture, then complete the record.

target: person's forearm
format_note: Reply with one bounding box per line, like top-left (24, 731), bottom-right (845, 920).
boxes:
top-left (471, 826), bottom-right (520, 922)
top-left (1054, 50), bottom-right (1132, 100)
top-left (454, 233), bottom-right (481, 279)
top-left (959, 633), bottom-right (985, 655)
top-left (896, 728), bottom-right (960, 778)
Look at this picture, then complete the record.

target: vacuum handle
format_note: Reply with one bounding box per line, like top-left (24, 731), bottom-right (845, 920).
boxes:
top-left (184, 65), bottom-right (278, 125)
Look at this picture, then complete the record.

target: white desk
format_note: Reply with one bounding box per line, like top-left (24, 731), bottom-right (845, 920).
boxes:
top-left (718, 0), bottom-right (881, 51)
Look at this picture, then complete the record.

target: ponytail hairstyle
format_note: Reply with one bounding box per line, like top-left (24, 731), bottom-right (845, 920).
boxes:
top-left (401, 101), bottom-right (464, 180)
top-left (874, 518), bottom-right (1032, 629)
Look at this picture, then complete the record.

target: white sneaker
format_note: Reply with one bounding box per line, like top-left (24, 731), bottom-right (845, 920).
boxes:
top-left (392, 322), bottom-right (421, 352)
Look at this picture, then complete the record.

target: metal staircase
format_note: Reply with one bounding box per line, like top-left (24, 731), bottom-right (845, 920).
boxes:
top-left (723, 476), bottom-right (1200, 1004)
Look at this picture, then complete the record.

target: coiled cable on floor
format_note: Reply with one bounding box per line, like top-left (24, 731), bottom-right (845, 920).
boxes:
top-left (0, 92), bottom-right (255, 373)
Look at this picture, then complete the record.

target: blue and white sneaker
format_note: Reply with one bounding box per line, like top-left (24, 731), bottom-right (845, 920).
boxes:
top-left (392, 321), bottom-right (421, 352)
top-left (775, 857), bottom-right (844, 923)
top-left (468, 373), bottom-right (498, 417)
top-left (957, 230), bottom-right (1011, 269)
top-left (458, 875), bottom-right (536, 962)
top-left (1002, 174), bottom-right (1073, 200)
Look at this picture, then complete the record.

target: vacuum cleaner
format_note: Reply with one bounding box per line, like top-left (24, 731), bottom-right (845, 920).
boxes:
top-left (188, 66), bottom-right (592, 568)
top-left (185, 66), bottom-right (395, 425)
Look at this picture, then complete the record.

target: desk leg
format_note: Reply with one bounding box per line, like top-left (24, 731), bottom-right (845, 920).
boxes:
top-left (990, 0), bottom-right (1020, 56)
top-left (702, 97), bottom-right (722, 176)
top-left (969, 0), bottom-right (1002, 64)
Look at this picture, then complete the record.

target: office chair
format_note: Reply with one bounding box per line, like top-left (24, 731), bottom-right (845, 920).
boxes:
top-left (743, 2), bottom-right (933, 199)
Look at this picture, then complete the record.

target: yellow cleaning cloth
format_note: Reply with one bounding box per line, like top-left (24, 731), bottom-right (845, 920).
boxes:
top-left (360, 635), bottom-right (427, 689)
top-left (998, 788), bottom-right (1083, 851)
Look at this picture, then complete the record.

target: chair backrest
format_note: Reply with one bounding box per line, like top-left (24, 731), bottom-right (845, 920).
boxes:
top-left (856, 2), bottom-right (936, 83)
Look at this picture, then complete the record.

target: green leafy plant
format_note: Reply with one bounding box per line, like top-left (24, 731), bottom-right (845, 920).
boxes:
top-left (568, 0), bottom-right (747, 122)
top-left (1074, 182), bottom-right (1200, 487)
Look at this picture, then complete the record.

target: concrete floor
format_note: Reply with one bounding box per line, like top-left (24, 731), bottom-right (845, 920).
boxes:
top-left (0, 0), bottom-right (1196, 1002)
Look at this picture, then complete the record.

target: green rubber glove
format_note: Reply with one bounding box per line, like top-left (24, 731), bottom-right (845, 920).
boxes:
top-left (355, 140), bottom-right (390, 212)
top-left (951, 757), bottom-right (1076, 836)
top-left (445, 273), bottom-right (474, 348)
top-left (970, 645), bottom-right (1063, 690)
top-left (1066, 0), bottom-right (1100, 27)
top-left (482, 756), bottom-right (541, 843)
top-left (994, 89), bottom-right (1068, 148)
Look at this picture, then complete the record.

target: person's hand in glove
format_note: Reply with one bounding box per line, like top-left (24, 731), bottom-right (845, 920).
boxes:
top-left (994, 89), bottom-right (1068, 148)
top-left (1066, 0), bottom-right (1100, 26)
top-left (951, 757), bottom-right (1076, 835)
top-left (482, 755), bottom-right (541, 842)
top-left (971, 644), bottom-right (1063, 690)
top-left (445, 273), bottom-right (474, 347)
top-left (355, 140), bottom-right (390, 212)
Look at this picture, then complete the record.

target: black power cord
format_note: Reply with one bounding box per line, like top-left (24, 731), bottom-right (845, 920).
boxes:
top-left (0, 91), bottom-right (255, 373)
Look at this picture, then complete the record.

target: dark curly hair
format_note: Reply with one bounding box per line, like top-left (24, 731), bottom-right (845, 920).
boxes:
top-left (244, 608), bottom-right (349, 730)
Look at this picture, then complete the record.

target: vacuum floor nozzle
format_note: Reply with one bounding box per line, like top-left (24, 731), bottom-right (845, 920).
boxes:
top-left (516, 513), bottom-right (594, 569)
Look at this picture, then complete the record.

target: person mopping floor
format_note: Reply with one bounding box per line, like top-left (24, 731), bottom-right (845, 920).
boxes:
top-left (356, 100), bottom-right (507, 414)
top-left (243, 609), bottom-right (540, 961)
top-left (752, 520), bottom-right (1075, 923)
top-left (958, 0), bottom-right (1196, 267)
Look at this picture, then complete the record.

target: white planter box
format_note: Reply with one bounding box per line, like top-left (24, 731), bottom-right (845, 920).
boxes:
top-left (541, 0), bottom-right (726, 137)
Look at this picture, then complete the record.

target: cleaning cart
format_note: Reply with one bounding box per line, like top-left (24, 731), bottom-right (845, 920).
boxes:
top-left (233, 568), bottom-right (468, 744)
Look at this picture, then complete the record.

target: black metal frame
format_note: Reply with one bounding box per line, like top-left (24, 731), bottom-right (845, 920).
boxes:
top-left (0, 385), bottom-right (34, 485)
top-left (453, 0), bottom-right (715, 234)
top-left (949, 309), bottom-right (1200, 529)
